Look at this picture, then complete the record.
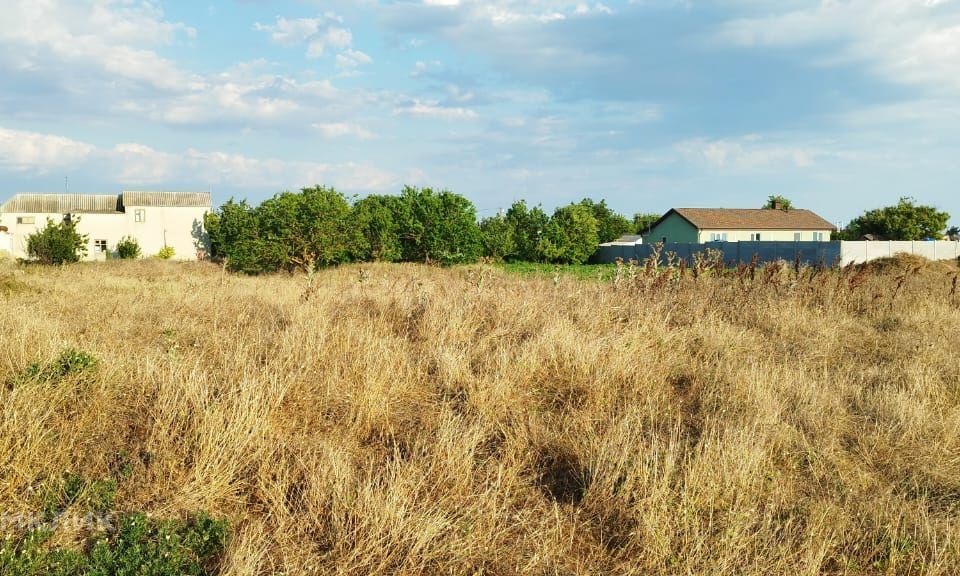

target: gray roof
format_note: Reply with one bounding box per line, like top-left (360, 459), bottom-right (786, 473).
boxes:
top-left (1, 194), bottom-right (122, 214)
top-left (1, 191), bottom-right (211, 213)
top-left (121, 191), bottom-right (211, 208)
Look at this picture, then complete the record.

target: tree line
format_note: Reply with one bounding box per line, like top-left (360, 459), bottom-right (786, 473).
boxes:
top-left (203, 186), bottom-right (659, 273)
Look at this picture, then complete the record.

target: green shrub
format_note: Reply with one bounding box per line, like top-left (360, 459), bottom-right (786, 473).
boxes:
top-left (115, 236), bottom-right (141, 259)
top-left (7, 348), bottom-right (98, 389)
top-left (26, 218), bottom-right (88, 264)
top-left (0, 512), bottom-right (228, 576)
top-left (157, 246), bottom-right (175, 260)
top-left (1, 470), bottom-right (229, 576)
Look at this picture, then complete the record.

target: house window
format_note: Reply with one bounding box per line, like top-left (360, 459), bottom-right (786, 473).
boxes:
top-left (750, 233), bottom-right (762, 241)
top-left (709, 233), bottom-right (728, 242)
top-left (17, 216), bottom-right (35, 225)
top-left (135, 209), bottom-right (146, 223)
top-left (812, 232), bottom-right (824, 241)
top-left (794, 233), bottom-right (802, 241)
top-left (94, 239), bottom-right (108, 253)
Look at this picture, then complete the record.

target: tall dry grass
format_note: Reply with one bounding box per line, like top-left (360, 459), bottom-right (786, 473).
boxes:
top-left (1, 255), bottom-right (959, 575)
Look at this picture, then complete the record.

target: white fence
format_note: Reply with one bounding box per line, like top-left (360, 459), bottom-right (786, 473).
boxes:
top-left (592, 241), bottom-right (960, 267)
top-left (839, 241), bottom-right (960, 265)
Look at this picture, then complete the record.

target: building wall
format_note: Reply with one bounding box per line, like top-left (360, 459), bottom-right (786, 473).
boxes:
top-left (0, 230), bottom-right (12, 256)
top-left (0, 207), bottom-right (208, 261)
top-left (121, 205), bottom-right (209, 260)
top-left (697, 229), bottom-right (833, 243)
top-left (646, 212), bottom-right (699, 244)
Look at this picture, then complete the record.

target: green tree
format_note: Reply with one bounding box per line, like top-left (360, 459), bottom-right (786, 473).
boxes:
top-left (26, 217), bottom-right (88, 264)
top-left (845, 197), bottom-right (950, 240)
top-left (352, 194), bottom-right (408, 262)
top-left (398, 186), bottom-right (482, 264)
top-left (504, 201), bottom-right (549, 262)
top-left (763, 195), bottom-right (793, 210)
top-left (579, 198), bottom-right (632, 243)
top-left (115, 236), bottom-right (141, 259)
top-left (204, 199), bottom-right (279, 274)
top-left (257, 186), bottom-right (359, 270)
top-left (538, 203), bottom-right (600, 264)
top-left (632, 212), bottom-right (660, 236)
top-left (479, 213), bottom-right (515, 261)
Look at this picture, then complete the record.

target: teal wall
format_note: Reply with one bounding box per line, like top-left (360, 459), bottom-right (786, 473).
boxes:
top-left (645, 212), bottom-right (699, 244)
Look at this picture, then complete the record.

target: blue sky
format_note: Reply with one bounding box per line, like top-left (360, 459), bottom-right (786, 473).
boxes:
top-left (1, 0), bottom-right (959, 226)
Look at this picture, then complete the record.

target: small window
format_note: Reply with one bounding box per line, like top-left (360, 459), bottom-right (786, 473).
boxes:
top-left (750, 233), bottom-right (762, 241)
top-left (794, 232), bottom-right (802, 241)
top-left (17, 216), bottom-right (35, 225)
top-left (709, 233), bottom-right (727, 242)
top-left (812, 232), bottom-right (824, 241)
top-left (94, 239), bottom-right (108, 253)
top-left (135, 209), bottom-right (146, 223)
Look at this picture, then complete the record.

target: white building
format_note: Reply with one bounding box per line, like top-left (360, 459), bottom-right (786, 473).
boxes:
top-left (0, 191), bottom-right (212, 261)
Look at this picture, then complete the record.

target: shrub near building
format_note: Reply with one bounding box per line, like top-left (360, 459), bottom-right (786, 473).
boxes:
top-left (26, 218), bottom-right (88, 265)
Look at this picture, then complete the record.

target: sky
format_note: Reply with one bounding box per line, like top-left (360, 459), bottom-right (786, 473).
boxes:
top-left (1, 0), bottom-right (958, 226)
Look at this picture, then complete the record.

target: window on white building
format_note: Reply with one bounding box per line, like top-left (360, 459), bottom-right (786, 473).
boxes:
top-left (750, 233), bottom-right (762, 241)
top-left (812, 232), bottom-right (824, 241)
top-left (135, 209), bottom-right (146, 223)
top-left (794, 232), bottom-right (802, 241)
top-left (709, 233), bottom-right (728, 242)
top-left (94, 239), bottom-right (108, 253)
top-left (16, 216), bottom-right (35, 225)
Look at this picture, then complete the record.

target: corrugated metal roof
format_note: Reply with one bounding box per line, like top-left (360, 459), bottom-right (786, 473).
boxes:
top-left (121, 191), bottom-right (211, 208)
top-left (666, 208), bottom-right (837, 231)
top-left (0, 194), bottom-right (122, 214)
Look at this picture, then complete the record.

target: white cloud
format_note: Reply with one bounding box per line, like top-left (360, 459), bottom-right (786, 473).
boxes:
top-left (312, 123), bottom-right (376, 139)
top-left (0, 0), bottom-right (200, 93)
top-left (0, 127), bottom-right (96, 171)
top-left (255, 13), bottom-right (360, 61)
top-left (336, 49), bottom-right (373, 69)
top-left (674, 135), bottom-right (836, 171)
top-left (715, 0), bottom-right (960, 95)
top-left (394, 100), bottom-right (479, 120)
top-left (0, 126), bottom-right (398, 192)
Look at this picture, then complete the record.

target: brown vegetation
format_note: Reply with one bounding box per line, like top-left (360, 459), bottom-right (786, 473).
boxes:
top-left (1, 255), bottom-right (959, 574)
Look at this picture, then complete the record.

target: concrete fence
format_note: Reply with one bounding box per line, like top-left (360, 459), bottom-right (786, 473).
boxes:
top-left (592, 241), bottom-right (960, 267)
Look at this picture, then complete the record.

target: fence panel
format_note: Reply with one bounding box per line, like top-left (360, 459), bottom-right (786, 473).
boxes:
top-left (592, 241), bottom-right (959, 266)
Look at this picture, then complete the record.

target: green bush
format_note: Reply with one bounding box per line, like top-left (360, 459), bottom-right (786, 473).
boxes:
top-left (115, 236), bottom-right (141, 259)
top-left (7, 348), bottom-right (98, 389)
top-left (1, 471), bottom-right (229, 576)
top-left (0, 512), bottom-right (228, 576)
top-left (157, 246), bottom-right (176, 260)
top-left (26, 218), bottom-right (88, 264)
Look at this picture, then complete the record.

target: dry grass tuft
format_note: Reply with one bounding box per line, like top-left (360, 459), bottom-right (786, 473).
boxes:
top-left (1, 255), bottom-right (959, 574)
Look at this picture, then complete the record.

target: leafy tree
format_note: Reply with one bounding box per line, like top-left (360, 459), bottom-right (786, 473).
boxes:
top-left (204, 199), bottom-right (279, 274)
top-left (579, 198), bottom-right (632, 243)
top-left (845, 197), bottom-right (949, 241)
top-left (256, 186), bottom-right (359, 270)
top-left (352, 194), bottom-right (408, 262)
top-left (504, 201), bottom-right (549, 262)
top-left (538, 203), bottom-right (600, 264)
top-left (26, 217), bottom-right (88, 264)
top-left (398, 186), bottom-right (482, 264)
top-left (632, 213), bottom-right (660, 236)
top-left (115, 236), bottom-right (141, 259)
top-left (763, 195), bottom-right (793, 210)
top-left (479, 214), bottom-right (515, 261)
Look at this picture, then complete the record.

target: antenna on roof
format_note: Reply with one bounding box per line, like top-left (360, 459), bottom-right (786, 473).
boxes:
top-left (64, 176), bottom-right (69, 194)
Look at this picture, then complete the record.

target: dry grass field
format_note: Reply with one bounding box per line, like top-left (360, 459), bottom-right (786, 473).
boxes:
top-left (1, 255), bottom-right (959, 575)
